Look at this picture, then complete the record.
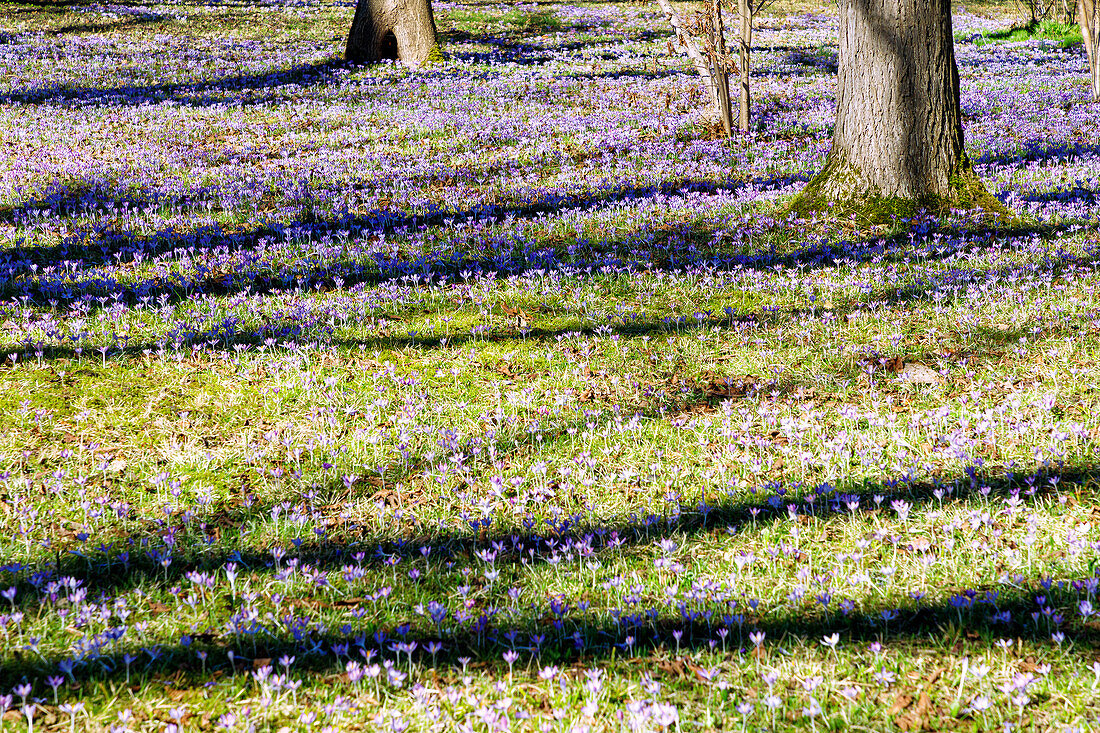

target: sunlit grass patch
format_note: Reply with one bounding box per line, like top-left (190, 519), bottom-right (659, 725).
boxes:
top-left (968, 19), bottom-right (1083, 47)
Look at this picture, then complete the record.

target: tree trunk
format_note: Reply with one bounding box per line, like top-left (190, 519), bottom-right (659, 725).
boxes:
top-left (737, 0), bottom-right (751, 132)
top-left (710, 0), bottom-right (734, 135)
top-left (655, 0), bottom-right (724, 114)
top-left (790, 0), bottom-right (1002, 219)
top-left (1081, 0), bottom-right (1100, 100)
top-left (345, 0), bottom-right (440, 69)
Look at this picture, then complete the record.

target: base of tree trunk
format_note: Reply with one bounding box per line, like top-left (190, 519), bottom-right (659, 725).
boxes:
top-left (787, 152), bottom-right (1010, 224)
top-left (345, 0), bottom-right (441, 69)
top-left (785, 0), bottom-right (1014, 227)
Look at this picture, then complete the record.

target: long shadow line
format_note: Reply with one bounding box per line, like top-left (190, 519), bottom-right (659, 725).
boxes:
top-left (47, 12), bottom-right (166, 35)
top-left (0, 277), bottom-right (1071, 370)
top-left (0, 457), bottom-right (1093, 622)
top-left (1, 171), bottom-right (817, 307)
top-left (0, 461), bottom-right (1096, 687)
top-left (1019, 186), bottom-right (1098, 205)
top-left (0, 58), bottom-right (349, 108)
top-left (976, 141), bottom-right (1100, 166)
top-left (1, 175), bottom-right (765, 259)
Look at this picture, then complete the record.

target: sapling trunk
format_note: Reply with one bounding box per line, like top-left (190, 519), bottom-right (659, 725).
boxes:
top-left (1081, 0), bottom-right (1100, 100)
top-left (738, 0), bottom-right (752, 131)
top-left (711, 0), bottom-right (734, 135)
top-left (655, 0), bottom-right (732, 132)
top-left (656, 0), bottom-right (720, 108)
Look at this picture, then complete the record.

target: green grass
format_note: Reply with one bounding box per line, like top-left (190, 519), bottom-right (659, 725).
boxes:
top-left (438, 6), bottom-right (562, 43)
top-left (2, 0), bottom-right (1100, 730)
top-left (3, 213), bottom-right (1100, 729)
top-left (967, 19), bottom-right (1083, 46)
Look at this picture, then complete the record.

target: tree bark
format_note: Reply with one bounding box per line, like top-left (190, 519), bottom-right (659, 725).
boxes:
top-left (345, 0), bottom-right (440, 69)
top-left (790, 0), bottom-right (1001, 219)
top-left (710, 0), bottom-right (734, 135)
top-left (1081, 0), bottom-right (1100, 100)
top-left (737, 0), bottom-right (752, 132)
top-left (655, 0), bottom-right (723, 112)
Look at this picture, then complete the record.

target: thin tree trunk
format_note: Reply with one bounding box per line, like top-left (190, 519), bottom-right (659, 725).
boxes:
top-left (790, 0), bottom-right (1001, 218)
top-left (738, 0), bottom-right (752, 132)
top-left (345, 0), bottom-right (439, 68)
top-left (655, 0), bottom-right (723, 112)
top-left (711, 0), bottom-right (734, 135)
top-left (1081, 0), bottom-right (1100, 100)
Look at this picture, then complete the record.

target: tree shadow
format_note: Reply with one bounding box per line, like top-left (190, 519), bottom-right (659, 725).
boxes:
top-left (975, 141), bottom-right (1100, 166)
top-left (47, 14), bottom-right (165, 35)
top-left (440, 27), bottom-right (672, 67)
top-left (1018, 185), bottom-right (1098, 205)
top-left (0, 170), bottom-right (815, 309)
top-left (781, 48), bottom-right (837, 74)
top-left (0, 457), bottom-right (1096, 689)
top-left (956, 43), bottom-right (1089, 70)
top-left (0, 57), bottom-right (350, 108)
top-left (2, 0), bottom-right (97, 7)
top-left (559, 66), bottom-right (685, 82)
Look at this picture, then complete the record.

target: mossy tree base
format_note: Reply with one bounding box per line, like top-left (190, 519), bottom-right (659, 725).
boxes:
top-left (786, 0), bottom-right (1016, 228)
top-left (787, 152), bottom-right (1011, 226)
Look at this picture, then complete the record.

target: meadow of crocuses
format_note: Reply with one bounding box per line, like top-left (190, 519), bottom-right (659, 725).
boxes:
top-left (1, 0), bottom-right (1100, 730)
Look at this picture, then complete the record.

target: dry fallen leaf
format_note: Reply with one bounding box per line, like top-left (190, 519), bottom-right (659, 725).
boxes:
top-left (657, 658), bottom-right (686, 679)
top-left (900, 362), bottom-right (939, 385)
top-left (895, 691), bottom-right (931, 730)
top-left (909, 536), bottom-right (933, 552)
top-left (887, 693), bottom-right (914, 716)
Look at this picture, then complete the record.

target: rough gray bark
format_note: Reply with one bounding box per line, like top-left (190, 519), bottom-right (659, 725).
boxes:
top-left (791, 0), bottom-right (1000, 217)
top-left (345, 0), bottom-right (440, 69)
top-left (1081, 0), bottom-right (1100, 100)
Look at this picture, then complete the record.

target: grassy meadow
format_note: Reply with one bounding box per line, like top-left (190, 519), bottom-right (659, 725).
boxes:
top-left (2, 0), bottom-right (1100, 730)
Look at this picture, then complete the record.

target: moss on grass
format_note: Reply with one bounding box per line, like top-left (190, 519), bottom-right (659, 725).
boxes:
top-left (424, 41), bottom-right (445, 66)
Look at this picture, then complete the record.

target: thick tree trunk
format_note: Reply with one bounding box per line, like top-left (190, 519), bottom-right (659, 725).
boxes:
top-left (1081, 0), bottom-right (1100, 100)
top-left (345, 0), bottom-right (440, 69)
top-left (790, 0), bottom-right (1001, 219)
